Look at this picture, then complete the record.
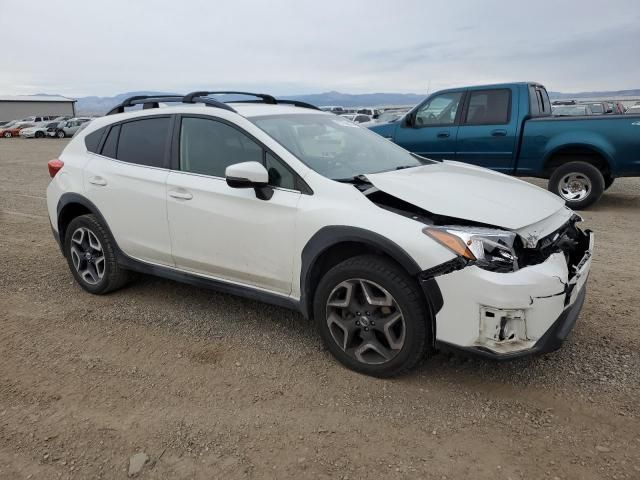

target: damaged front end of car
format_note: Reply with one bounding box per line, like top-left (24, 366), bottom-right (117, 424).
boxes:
top-left (361, 184), bottom-right (594, 359)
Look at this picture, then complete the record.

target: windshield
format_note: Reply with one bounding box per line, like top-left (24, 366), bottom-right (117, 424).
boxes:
top-left (250, 113), bottom-right (429, 180)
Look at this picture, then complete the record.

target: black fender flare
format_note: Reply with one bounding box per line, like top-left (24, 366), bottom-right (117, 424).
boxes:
top-left (56, 193), bottom-right (117, 251)
top-left (299, 226), bottom-right (442, 320)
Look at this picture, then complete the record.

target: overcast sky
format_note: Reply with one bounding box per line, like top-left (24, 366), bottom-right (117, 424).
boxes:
top-left (1, 0), bottom-right (638, 97)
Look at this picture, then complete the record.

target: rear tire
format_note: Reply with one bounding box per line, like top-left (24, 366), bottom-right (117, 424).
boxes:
top-left (64, 214), bottom-right (130, 294)
top-left (56, 130), bottom-right (65, 138)
top-left (548, 161), bottom-right (604, 210)
top-left (313, 255), bottom-right (431, 378)
top-left (35, 131), bottom-right (44, 138)
top-left (4, 132), bottom-right (11, 138)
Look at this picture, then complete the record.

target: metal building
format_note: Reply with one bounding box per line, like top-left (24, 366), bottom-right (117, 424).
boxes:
top-left (0, 95), bottom-right (76, 122)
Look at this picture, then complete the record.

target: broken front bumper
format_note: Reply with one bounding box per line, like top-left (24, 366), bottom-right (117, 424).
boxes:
top-left (427, 231), bottom-right (594, 360)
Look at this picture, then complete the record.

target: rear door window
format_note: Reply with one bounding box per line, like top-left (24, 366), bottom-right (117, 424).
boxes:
top-left (464, 89), bottom-right (511, 125)
top-left (100, 124), bottom-right (120, 158)
top-left (116, 117), bottom-right (171, 167)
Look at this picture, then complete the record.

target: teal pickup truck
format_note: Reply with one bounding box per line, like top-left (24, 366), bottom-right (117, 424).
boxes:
top-left (369, 82), bottom-right (640, 209)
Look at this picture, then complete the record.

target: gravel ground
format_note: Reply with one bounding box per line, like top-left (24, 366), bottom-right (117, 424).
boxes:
top-left (1, 138), bottom-right (639, 479)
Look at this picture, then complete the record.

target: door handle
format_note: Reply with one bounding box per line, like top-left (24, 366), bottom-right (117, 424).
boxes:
top-left (437, 131), bottom-right (450, 138)
top-left (88, 176), bottom-right (107, 186)
top-left (490, 129), bottom-right (508, 137)
top-left (169, 190), bottom-right (193, 200)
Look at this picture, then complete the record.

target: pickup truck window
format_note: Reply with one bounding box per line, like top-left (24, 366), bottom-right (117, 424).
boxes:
top-left (414, 92), bottom-right (462, 127)
top-left (464, 89), bottom-right (511, 125)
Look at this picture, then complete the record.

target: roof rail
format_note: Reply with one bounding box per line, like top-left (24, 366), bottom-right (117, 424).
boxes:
top-left (183, 91), bottom-right (277, 105)
top-left (105, 91), bottom-right (319, 116)
top-left (230, 98), bottom-right (320, 111)
top-left (106, 95), bottom-right (184, 115)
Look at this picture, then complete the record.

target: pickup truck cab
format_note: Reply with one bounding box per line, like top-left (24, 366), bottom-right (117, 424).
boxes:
top-left (369, 82), bottom-right (640, 208)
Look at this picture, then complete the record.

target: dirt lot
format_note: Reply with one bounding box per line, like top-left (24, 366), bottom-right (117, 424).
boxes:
top-left (1, 138), bottom-right (639, 479)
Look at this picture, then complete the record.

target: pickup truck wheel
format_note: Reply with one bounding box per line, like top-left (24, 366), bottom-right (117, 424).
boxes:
top-left (313, 255), bottom-right (431, 378)
top-left (548, 161), bottom-right (604, 210)
top-left (603, 176), bottom-right (615, 190)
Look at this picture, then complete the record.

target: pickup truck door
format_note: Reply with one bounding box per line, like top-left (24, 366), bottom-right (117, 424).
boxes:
top-left (455, 88), bottom-right (518, 172)
top-left (392, 91), bottom-right (463, 161)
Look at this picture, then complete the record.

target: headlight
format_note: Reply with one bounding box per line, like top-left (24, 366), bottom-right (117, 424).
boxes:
top-left (423, 226), bottom-right (518, 272)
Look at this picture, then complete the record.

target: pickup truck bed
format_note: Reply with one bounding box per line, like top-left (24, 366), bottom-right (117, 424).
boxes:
top-left (369, 82), bottom-right (640, 208)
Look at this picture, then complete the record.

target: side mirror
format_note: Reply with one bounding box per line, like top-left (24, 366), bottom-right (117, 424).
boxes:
top-left (403, 113), bottom-right (414, 128)
top-left (225, 161), bottom-right (273, 200)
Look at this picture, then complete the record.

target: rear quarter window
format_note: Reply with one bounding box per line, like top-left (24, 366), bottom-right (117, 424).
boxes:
top-left (84, 127), bottom-right (105, 153)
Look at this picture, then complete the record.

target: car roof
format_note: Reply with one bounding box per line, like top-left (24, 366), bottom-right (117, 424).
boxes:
top-left (91, 102), bottom-right (327, 126)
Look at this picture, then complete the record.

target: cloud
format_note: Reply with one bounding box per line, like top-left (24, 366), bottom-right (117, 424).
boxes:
top-left (0, 0), bottom-right (638, 96)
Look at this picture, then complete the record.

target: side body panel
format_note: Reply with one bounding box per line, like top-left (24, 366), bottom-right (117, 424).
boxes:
top-left (83, 155), bottom-right (174, 265)
top-left (518, 114), bottom-right (640, 177)
top-left (166, 171), bottom-right (301, 294)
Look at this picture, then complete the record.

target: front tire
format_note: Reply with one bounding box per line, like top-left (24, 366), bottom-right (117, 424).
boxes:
top-left (35, 131), bottom-right (45, 138)
top-left (56, 130), bottom-right (66, 138)
top-left (314, 255), bottom-right (431, 377)
top-left (548, 161), bottom-right (605, 210)
top-left (4, 132), bottom-right (11, 138)
top-left (64, 214), bottom-right (130, 294)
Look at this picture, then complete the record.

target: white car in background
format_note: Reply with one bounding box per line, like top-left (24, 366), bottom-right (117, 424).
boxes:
top-left (19, 121), bottom-right (59, 138)
top-left (340, 113), bottom-right (372, 123)
top-left (356, 108), bottom-right (381, 119)
top-left (46, 92), bottom-right (594, 378)
top-left (360, 109), bottom-right (410, 127)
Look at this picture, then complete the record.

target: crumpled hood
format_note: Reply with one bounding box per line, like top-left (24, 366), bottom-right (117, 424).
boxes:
top-left (365, 160), bottom-right (567, 230)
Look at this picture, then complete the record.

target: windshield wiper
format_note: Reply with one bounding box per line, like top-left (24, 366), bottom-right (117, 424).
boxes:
top-left (395, 165), bottom-right (418, 170)
top-left (334, 174), bottom-right (371, 184)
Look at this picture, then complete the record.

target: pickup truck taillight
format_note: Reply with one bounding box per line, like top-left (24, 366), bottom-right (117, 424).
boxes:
top-left (48, 159), bottom-right (64, 178)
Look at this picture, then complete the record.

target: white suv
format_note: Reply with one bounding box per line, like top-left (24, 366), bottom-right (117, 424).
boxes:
top-left (46, 92), bottom-right (594, 377)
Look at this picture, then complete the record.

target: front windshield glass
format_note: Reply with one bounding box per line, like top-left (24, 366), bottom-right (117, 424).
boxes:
top-left (249, 113), bottom-right (429, 180)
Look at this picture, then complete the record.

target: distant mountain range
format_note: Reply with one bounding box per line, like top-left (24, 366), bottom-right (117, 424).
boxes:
top-left (63, 88), bottom-right (640, 114)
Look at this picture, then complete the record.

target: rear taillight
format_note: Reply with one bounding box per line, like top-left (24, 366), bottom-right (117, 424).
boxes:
top-left (48, 159), bottom-right (64, 178)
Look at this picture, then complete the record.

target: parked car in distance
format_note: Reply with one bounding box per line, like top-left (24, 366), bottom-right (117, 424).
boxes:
top-left (626, 105), bottom-right (640, 115)
top-left (19, 121), bottom-right (59, 138)
top-left (1, 123), bottom-right (34, 138)
top-left (320, 106), bottom-right (346, 114)
top-left (356, 108), bottom-right (381, 119)
top-left (369, 82), bottom-right (640, 209)
top-left (15, 115), bottom-right (59, 126)
top-left (340, 113), bottom-right (372, 123)
top-left (54, 118), bottom-right (92, 138)
top-left (46, 92), bottom-right (594, 378)
top-left (552, 104), bottom-right (594, 116)
top-left (361, 109), bottom-right (411, 127)
top-left (579, 102), bottom-right (606, 115)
